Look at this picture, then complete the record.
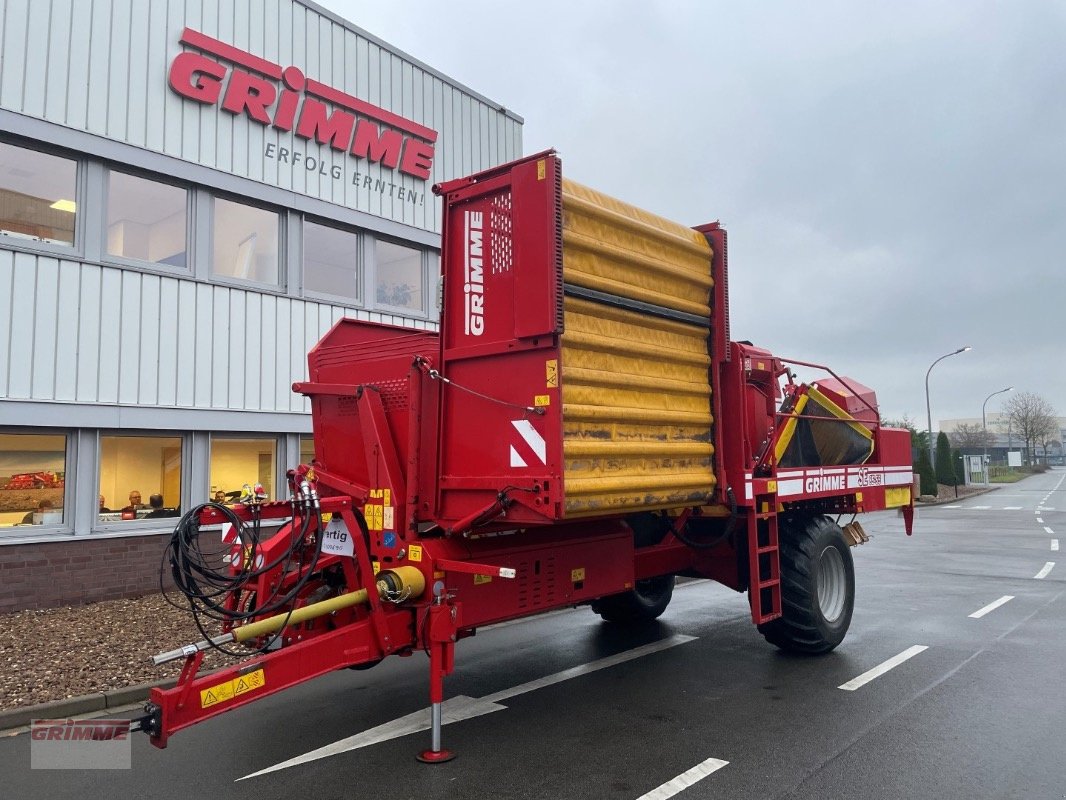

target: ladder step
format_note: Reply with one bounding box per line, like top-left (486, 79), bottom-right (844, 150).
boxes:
top-left (756, 545), bottom-right (778, 554)
top-left (756, 579), bottom-right (780, 589)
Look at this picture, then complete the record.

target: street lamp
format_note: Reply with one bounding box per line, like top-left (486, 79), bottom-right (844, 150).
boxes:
top-left (925, 346), bottom-right (972, 466)
top-left (982, 386), bottom-right (1012, 486)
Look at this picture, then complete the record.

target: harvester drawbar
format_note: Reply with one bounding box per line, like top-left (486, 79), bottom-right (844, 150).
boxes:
top-left (139, 151), bottom-right (914, 761)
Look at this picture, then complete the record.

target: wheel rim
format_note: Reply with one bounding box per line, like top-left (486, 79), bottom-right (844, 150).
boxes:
top-left (816, 545), bottom-right (847, 623)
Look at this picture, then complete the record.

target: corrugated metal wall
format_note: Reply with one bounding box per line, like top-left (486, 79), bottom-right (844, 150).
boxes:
top-left (0, 0), bottom-right (522, 233)
top-left (0, 248), bottom-right (432, 413)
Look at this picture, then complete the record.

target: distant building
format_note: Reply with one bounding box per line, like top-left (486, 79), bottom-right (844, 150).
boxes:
top-left (939, 416), bottom-right (1066, 466)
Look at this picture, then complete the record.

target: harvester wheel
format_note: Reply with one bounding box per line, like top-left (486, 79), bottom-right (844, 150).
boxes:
top-left (592, 575), bottom-right (675, 624)
top-left (757, 515), bottom-right (854, 654)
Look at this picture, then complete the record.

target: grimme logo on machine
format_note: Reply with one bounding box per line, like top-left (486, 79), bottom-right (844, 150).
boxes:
top-left (464, 210), bottom-right (485, 336)
top-left (168, 28), bottom-right (437, 181)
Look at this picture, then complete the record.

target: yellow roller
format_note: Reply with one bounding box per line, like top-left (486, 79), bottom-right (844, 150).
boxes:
top-left (558, 181), bottom-right (717, 517)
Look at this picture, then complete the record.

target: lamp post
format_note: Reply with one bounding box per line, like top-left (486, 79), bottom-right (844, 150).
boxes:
top-left (982, 386), bottom-right (1012, 486)
top-left (925, 346), bottom-right (971, 467)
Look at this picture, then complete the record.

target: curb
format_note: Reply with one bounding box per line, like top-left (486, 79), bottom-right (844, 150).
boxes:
top-left (914, 485), bottom-right (998, 506)
top-left (0, 678), bottom-right (174, 732)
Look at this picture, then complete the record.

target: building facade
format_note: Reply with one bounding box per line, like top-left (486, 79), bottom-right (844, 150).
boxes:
top-left (0, 0), bottom-right (522, 610)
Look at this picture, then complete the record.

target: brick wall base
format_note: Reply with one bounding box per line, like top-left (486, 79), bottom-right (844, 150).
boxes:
top-left (0, 535), bottom-right (173, 613)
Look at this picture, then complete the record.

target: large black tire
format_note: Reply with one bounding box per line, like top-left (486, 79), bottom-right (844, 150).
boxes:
top-left (757, 515), bottom-right (854, 654)
top-left (592, 575), bottom-right (675, 624)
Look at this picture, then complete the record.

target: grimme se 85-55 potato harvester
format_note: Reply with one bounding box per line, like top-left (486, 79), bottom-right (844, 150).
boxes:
top-left (138, 152), bottom-right (914, 761)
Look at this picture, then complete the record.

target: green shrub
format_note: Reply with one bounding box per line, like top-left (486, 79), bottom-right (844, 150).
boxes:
top-left (916, 448), bottom-right (938, 496)
top-left (935, 432), bottom-right (955, 485)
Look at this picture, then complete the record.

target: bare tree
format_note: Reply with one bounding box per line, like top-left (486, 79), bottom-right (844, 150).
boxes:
top-left (950, 422), bottom-right (993, 448)
top-left (1002, 392), bottom-right (1057, 465)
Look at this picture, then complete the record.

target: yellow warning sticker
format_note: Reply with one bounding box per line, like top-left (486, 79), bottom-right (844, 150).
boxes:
top-left (372, 560), bottom-right (381, 574)
top-left (366, 504), bottom-right (384, 531)
top-left (369, 488), bottom-right (383, 499)
top-left (537, 159), bottom-right (546, 180)
top-left (571, 567), bottom-right (586, 582)
top-left (473, 574), bottom-right (492, 585)
top-left (383, 489), bottom-right (391, 506)
top-left (233, 669), bottom-right (265, 697)
top-left (408, 544), bottom-right (423, 562)
top-left (545, 359), bottom-right (558, 388)
top-left (200, 669), bottom-right (266, 708)
top-left (534, 395), bottom-right (550, 407)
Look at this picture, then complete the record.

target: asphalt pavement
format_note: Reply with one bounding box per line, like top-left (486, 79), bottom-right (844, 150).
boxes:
top-left (3, 469), bottom-right (1064, 799)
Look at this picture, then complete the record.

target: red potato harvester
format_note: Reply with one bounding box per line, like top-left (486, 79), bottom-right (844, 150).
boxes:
top-left (134, 151), bottom-right (914, 762)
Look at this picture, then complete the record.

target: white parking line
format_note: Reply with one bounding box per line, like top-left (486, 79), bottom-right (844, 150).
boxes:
top-left (1037, 518), bottom-right (1044, 524)
top-left (1053, 539), bottom-right (1059, 552)
top-left (635, 757), bottom-right (730, 800)
top-left (1044, 526), bottom-right (1055, 535)
top-left (838, 645), bottom-right (929, 691)
top-left (1034, 562), bottom-right (1055, 580)
top-left (1003, 506), bottom-right (1023, 510)
top-left (971, 506), bottom-right (991, 510)
top-left (969, 596), bottom-right (1015, 619)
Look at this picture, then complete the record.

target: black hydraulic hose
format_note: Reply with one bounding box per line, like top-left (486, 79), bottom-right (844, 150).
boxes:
top-left (672, 486), bottom-right (739, 550)
top-left (160, 500), bottom-right (325, 656)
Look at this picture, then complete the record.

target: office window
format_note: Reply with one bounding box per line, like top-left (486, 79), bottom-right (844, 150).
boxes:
top-left (303, 220), bottom-right (360, 301)
top-left (106, 171), bottom-right (188, 266)
top-left (213, 198), bottom-right (279, 284)
top-left (0, 142), bottom-right (77, 245)
top-left (300, 436), bottom-right (315, 465)
top-left (98, 435), bottom-right (182, 521)
top-left (210, 438), bottom-right (276, 503)
top-left (376, 240), bottom-right (423, 311)
top-left (0, 433), bottom-right (67, 528)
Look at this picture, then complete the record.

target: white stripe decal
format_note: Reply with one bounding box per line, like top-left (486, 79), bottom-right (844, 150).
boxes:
top-left (635, 757), bottom-right (730, 800)
top-left (969, 595), bottom-right (1014, 619)
top-left (511, 419), bottom-right (546, 464)
top-left (1044, 526), bottom-right (1055, 535)
top-left (1034, 562), bottom-right (1055, 579)
top-left (777, 479), bottom-right (804, 497)
top-left (509, 446), bottom-right (527, 468)
top-left (839, 645), bottom-right (928, 691)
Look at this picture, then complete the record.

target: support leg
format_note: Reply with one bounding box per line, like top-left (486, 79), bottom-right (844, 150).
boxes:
top-left (417, 602), bottom-right (457, 763)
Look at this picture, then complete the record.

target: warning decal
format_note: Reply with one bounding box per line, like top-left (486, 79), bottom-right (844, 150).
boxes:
top-left (200, 669), bottom-right (266, 708)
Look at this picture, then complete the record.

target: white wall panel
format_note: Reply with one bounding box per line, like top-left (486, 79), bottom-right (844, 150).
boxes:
top-left (0, 255), bottom-right (436, 414)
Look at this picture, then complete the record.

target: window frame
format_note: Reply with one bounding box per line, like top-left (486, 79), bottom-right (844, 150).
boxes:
top-left (208, 193), bottom-right (286, 293)
top-left (300, 216), bottom-right (365, 307)
top-left (0, 428), bottom-right (75, 539)
top-left (100, 166), bottom-right (193, 276)
top-left (208, 433), bottom-right (282, 505)
top-left (92, 430), bottom-right (188, 533)
top-left (368, 233), bottom-right (432, 318)
top-left (0, 136), bottom-right (84, 259)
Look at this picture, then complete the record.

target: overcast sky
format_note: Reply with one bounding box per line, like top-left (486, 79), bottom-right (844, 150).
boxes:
top-left (323, 0), bottom-right (1065, 430)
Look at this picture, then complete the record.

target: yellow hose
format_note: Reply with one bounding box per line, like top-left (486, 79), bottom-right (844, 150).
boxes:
top-left (231, 566), bottom-right (426, 643)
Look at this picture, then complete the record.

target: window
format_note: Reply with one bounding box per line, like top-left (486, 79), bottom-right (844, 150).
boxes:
top-left (303, 220), bottom-right (360, 301)
top-left (210, 438), bottom-right (276, 503)
top-left (0, 433), bottom-right (67, 528)
top-left (300, 436), bottom-right (315, 465)
top-left (376, 239), bottom-right (423, 311)
top-left (106, 171), bottom-right (187, 267)
top-left (98, 435), bottom-right (182, 521)
top-left (213, 198), bottom-right (279, 284)
top-left (0, 142), bottom-right (77, 245)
